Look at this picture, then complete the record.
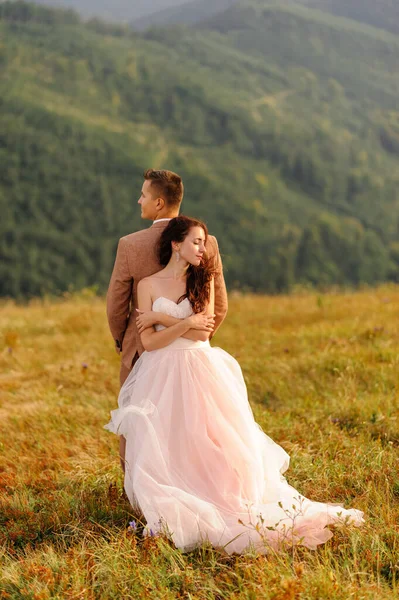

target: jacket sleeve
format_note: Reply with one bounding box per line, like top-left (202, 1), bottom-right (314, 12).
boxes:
top-left (210, 236), bottom-right (228, 337)
top-left (106, 237), bottom-right (133, 351)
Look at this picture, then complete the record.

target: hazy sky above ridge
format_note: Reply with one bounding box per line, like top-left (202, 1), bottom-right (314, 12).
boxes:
top-left (30, 0), bottom-right (196, 22)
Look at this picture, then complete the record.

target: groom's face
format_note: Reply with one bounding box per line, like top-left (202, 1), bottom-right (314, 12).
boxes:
top-left (138, 180), bottom-right (160, 220)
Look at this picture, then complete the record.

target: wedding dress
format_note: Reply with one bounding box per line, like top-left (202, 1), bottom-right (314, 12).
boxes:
top-left (104, 297), bottom-right (364, 554)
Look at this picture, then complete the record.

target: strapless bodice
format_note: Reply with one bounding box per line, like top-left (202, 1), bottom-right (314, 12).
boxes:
top-left (152, 297), bottom-right (193, 327)
top-left (151, 296), bottom-right (209, 350)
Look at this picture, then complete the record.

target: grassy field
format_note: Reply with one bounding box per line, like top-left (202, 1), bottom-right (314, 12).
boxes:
top-left (1, 286), bottom-right (398, 599)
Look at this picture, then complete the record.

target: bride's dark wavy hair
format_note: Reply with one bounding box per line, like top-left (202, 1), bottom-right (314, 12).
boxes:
top-left (159, 216), bottom-right (215, 313)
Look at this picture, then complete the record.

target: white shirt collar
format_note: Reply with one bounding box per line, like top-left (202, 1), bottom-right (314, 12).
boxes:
top-left (153, 218), bottom-right (172, 224)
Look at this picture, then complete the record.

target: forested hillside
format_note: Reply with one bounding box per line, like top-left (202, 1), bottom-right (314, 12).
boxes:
top-left (23, 0), bottom-right (399, 34)
top-left (294, 0), bottom-right (399, 36)
top-left (132, 0), bottom-right (399, 34)
top-left (1, 1), bottom-right (399, 297)
top-left (133, 0), bottom-right (239, 30)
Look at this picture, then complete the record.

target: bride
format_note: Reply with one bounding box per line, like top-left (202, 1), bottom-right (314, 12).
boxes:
top-left (104, 216), bottom-right (364, 554)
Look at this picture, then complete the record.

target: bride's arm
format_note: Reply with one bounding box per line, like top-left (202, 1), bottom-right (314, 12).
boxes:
top-left (187, 278), bottom-right (215, 342)
top-left (136, 280), bottom-right (216, 342)
top-left (136, 311), bottom-right (215, 338)
top-left (137, 280), bottom-right (212, 351)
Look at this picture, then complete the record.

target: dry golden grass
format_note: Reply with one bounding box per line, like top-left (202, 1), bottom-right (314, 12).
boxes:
top-left (1, 286), bottom-right (399, 599)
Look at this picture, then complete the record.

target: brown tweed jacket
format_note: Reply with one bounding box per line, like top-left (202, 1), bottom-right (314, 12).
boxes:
top-left (106, 220), bottom-right (228, 369)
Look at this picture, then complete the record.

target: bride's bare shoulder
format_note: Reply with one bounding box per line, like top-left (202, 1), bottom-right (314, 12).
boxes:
top-left (138, 270), bottom-right (167, 291)
top-left (137, 277), bottom-right (153, 292)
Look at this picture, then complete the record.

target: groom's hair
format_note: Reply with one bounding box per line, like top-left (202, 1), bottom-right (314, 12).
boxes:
top-left (144, 169), bottom-right (184, 209)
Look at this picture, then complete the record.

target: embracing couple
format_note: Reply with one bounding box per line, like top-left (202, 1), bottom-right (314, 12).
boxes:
top-left (105, 169), bottom-right (363, 554)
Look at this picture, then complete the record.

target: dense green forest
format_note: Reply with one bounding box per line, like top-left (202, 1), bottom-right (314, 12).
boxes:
top-left (1, 1), bottom-right (399, 297)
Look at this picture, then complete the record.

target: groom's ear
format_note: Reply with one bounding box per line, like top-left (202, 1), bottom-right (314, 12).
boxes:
top-left (155, 196), bottom-right (165, 211)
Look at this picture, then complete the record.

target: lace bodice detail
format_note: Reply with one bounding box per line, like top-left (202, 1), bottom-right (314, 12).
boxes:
top-left (152, 297), bottom-right (193, 331)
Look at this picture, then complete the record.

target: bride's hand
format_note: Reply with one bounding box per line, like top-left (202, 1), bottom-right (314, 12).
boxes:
top-left (136, 309), bottom-right (159, 333)
top-left (186, 312), bottom-right (216, 331)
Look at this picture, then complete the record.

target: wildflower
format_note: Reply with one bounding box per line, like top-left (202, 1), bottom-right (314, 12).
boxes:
top-left (129, 520), bottom-right (137, 531)
top-left (143, 526), bottom-right (156, 538)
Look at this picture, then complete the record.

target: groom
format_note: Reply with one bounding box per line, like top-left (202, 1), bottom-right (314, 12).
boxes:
top-left (107, 169), bottom-right (228, 465)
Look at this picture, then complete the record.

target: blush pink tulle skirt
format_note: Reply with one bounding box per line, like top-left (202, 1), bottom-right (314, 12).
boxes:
top-left (105, 338), bottom-right (364, 554)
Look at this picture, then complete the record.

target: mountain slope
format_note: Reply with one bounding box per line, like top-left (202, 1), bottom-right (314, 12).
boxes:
top-left (132, 0), bottom-right (399, 35)
top-left (201, 2), bottom-right (399, 107)
top-left (16, 0), bottom-right (399, 34)
top-left (1, 1), bottom-right (399, 297)
top-left (294, 0), bottom-right (399, 37)
top-left (133, 0), bottom-right (239, 30)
